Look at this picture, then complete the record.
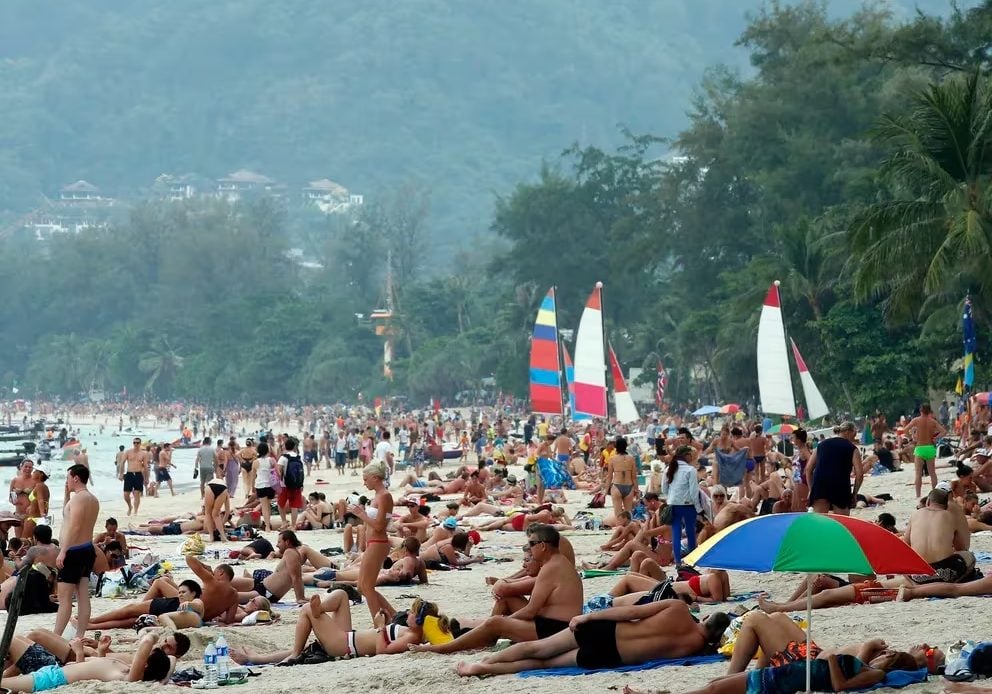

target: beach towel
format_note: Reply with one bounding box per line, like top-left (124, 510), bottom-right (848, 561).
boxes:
top-left (724, 590), bottom-right (768, 603)
top-left (580, 569), bottom-right (627, 579)
top-left (856, 668), bottom-right (927, 691)
top-left (537, 456), bottom-right (575, 490)
top-left (715, 449), bottom-right (748, 487)
top-left (518, 653), bottom-right (723, 677)
top-left (973, 551), bottom-right (992, 563)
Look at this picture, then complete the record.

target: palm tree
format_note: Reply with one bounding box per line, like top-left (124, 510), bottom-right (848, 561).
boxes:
top-left (850, 72), bottom-right (992, 321)
top-left (138, 336), bottom-right (185, 394)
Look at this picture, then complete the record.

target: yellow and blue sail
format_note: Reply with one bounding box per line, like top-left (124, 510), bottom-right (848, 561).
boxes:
top-left (529, 288), bottom-right (563, 415)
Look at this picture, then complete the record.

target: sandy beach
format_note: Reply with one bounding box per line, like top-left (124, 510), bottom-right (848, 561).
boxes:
top-left (4, 423), bottom-right (992, 693)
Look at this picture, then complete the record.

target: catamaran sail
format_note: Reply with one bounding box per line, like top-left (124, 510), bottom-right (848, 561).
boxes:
top-left (757, 281), bottom-right (797, 416)
top-left (790, 338), bottom-right (829, 420)
top-left (562, 344), bottom-right (589, 421)
top-left (528, 287), bottom-right (563, 416)
top-left (608, 343), bottom-right (640, 424)
top-left (573, 282), bottom-right (608, 418)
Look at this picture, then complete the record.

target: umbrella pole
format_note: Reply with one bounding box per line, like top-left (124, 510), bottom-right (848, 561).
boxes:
top-left (806, 572), bottom-right (812, 694)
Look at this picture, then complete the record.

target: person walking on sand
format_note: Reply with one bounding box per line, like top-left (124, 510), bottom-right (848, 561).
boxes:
top-left (906, 404), bottom-right (946, 498)
top-left (807, 422), bottom-right (862, 516)
top-left (54, 465), bottom-right (99, 637)
top-left (120, 437), bottom-right (149, 516)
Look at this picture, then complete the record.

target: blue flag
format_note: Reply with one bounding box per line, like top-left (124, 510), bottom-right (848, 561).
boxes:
top-left (964, 297), bottom-right (977, 389)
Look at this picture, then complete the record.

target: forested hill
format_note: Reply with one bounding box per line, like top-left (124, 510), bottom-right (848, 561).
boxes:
top-left (0, 0), bottom-right (949, 246)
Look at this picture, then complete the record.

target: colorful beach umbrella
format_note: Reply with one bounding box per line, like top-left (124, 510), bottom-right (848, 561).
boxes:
top-left (766, 423), bottom-right (795, 435)
top-left (719, 404), bottom-right (741, 414)
top-left (974, 392), bottom-right (991, 405)
top-left (685, 513), bottom-right (932, 692)
top-left (692, 405), bottom-right (721, 416)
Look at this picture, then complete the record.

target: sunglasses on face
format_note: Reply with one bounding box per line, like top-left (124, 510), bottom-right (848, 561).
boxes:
top-left (527, 540), bottom-right (545, 547)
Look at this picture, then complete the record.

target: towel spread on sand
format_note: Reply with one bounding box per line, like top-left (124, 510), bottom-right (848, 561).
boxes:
top-left (517, 654), bottom-right (723, 677)
top-left (715, 449), bottom-right (748, 487)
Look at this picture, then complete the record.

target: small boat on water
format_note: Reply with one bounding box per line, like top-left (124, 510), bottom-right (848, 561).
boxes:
top-left (0, 455), bottom-right (23, 467)
top-left (171, 439), bottom-right (203, 449)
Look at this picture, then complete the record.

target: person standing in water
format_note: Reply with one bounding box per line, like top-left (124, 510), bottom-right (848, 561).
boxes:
top-left (54, 465), bottom-right (99, 636)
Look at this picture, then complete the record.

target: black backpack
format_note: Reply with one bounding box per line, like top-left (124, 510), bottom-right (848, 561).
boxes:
top-left (283, 454), bottom-right (304, 489)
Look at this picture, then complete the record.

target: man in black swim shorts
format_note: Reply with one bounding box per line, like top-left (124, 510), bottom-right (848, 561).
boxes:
top-left (454, 599), bottom-right (731, 677)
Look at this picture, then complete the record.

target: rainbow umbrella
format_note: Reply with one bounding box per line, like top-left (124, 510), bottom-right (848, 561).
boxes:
top-left (766, 423), bottom-right (795, 435)
top-left (684, 513), bottom-right (932, 692)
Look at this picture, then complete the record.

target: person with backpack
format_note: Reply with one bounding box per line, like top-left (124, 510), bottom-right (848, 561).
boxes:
top-left (277, 437), bottom-right (306, 529)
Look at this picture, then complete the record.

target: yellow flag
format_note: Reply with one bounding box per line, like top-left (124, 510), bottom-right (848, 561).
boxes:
top-left (956, 375), bottom-right (964, 395)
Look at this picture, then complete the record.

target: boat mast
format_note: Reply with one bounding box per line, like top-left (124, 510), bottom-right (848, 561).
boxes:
top-left (598, 281), bottom-right (610, 424)
top-left (552, 286), bottom-right (565, 422)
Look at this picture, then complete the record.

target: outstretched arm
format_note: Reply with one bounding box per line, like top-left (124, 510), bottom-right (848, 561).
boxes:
top-left (184, 555), bottom-right (213, 583)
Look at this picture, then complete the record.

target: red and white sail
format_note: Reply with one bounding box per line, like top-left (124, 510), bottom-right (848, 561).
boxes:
top-left (757, 281), bottom-right (796, 416)
top-left (573, 283), bottom-right (608, 418)
top-left (790, 338), bottom-right (829, 420)
top-left (608, 343), bottom-right (640, 424)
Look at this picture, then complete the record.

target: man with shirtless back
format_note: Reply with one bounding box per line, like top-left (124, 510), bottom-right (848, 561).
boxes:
top-left (455, 599), bottom-right (731, 677)
top-left (144, 555), bottom-right (239, 623)
top-left (605, 436), bottom-right (638, 516)
top-left (120, 437), bottom-right (149, 516)
top-left (54, 465), bottom-right (100, 636)
top-left (411, 524), bottom-right (582, 654)
top-left (232, 530), bottom-right (306, 605)
top-left (906, 404), bottom-right (947, 498)
top-left (553, 430), bottom-right (573, 465)
top-left (904, 488), bottom-right (974, 584)
top-left (748, 425), bottom-right (770, 483)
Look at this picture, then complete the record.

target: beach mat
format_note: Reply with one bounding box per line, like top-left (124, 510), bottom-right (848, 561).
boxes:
top-left (580, 569), bottom-right (626, 579)
top-left (856, 668), bottom-right (928, 691)
top-left (974, 551), bottom-right (992, 563)
top-left (518, 653), bottom-right (723, 677)
top-left (724, 590), bottom-right (768, 603)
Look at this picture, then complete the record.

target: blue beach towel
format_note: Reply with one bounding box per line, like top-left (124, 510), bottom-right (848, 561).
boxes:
top-left (537, 456), bottom-right (576, 490)
top-left (518, 653), bottom-right (723, 677)
top-left (973, 551), bottom-right (992, 563)
top-left (715, 449), bottom-right (748, 487)
top-left (856, 668), bottom-right (928, 691)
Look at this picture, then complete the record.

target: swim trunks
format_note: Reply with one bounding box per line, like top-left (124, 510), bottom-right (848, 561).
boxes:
top-left (15, 644), bottom-right (60, 674)
top-left (851, 579), bottom-right (899, 604)
top-left (247, 537), bottom-right (274, 558)
top-left (911, 552), bottom-right (972, 584)
top-left (768, 639), bottom-right (822, 667)
top-left (31, 664), bottom-right (68, 692)
top-left (252, 569), bottom-right (273, 598)
top-left (557, 453), bottom-right (569, 464)
top-left (745, 459), bottom-right (756, 473)
top-left (123, 471), bottom-right (144, 493)
top-left (575, 620), bottom-right (623, 669)
top-left (914, 445), bottom-right (937, 461)
top-left (155, 467), bottom-right (171, 482)
top-left (278, 487), bottom-right (305, 510)
top-left (162, 521), bottom-right (182, 535)
top-left (57, 542), bottom-right (96, 584)
top-left (150, 596), bottom-right (181, 615)
top-left (533, 615), bottom-right (569, 640)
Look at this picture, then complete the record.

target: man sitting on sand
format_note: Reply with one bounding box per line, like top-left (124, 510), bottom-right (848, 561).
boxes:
top-left (305, 537), bottom-right (427, 587)
top-left (231, 530), bottom-right (306, 604)
top-left (455, 599), bottom-right (731, 677)
top-left (0, 633), bottom-right (173, 692)
top-left (411, 524), bottom-right (582, 654)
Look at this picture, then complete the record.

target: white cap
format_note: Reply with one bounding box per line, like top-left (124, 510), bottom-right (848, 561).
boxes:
top-left (935, 481), bottom-right (952, 493)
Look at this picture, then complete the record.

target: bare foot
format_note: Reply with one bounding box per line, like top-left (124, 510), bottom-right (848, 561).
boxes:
top-left (897, 586), bottom-right (911, 602)
top-left (757, 596), bottom-right (778, 613)
top-left (455, 661), bottom-right (488, 677)
top-left (308, 593), bottom-right (323, 615)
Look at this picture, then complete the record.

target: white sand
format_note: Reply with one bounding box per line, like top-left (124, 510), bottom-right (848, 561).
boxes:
top-left (4, 438), bottom-right (992, 693)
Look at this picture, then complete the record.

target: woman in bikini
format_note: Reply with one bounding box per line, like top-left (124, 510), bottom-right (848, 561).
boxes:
top-left (88, 580), bottom-right (204, 630)
top-left (8, 459), bottom-right (35, 505)
top-left (351, 461), bottom-right (394, 619)
top-left (203, 472), bottom-right (229, 542)
top-left (23, 465), bottom-right (50, 540)
top-left (605, 437), bottom-right (639, 517)
top-left (607, 570), bottom-right (732, 604)
top-left (791, 428), bottom-right (813, 512)
top-left (149, 581), bottom-right (204, 630)
top-left (299, 492), bottom-right (333, 530)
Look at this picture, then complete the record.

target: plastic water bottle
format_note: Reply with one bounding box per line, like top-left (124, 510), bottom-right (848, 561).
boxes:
top-left (215, 635), bottom-right (229, 682)
top-left (203, 642), bottom-right (218, 688)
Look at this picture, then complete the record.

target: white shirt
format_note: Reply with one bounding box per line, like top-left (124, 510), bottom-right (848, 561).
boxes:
top-left (374, 441), bottom-right (394, 462)
top-left (335, 436), bottom-right (347, 454)
top-left (661, 460), bottom-right (701, 510)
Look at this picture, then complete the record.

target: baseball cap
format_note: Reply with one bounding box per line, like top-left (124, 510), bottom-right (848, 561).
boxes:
top-left (442, 517), bottom-right (458, 529)
top-left (935, 480), bottom-right (952, 493)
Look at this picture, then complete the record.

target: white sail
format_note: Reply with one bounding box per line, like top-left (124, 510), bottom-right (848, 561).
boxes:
top-left (790, 338), bottom-right (829, 420)
top-left (573, 283), bottom-right (607, 418)
top-left (757, 282), bottom-right (796, 416)
top-left (609, 343), bottom-right (640, 424)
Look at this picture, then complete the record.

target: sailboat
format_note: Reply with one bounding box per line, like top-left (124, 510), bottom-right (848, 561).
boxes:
top-left (573, 282), bottom-right (608, 418)
top-left (528, 287), bottom-right (564, 416)
top-left (561, 344), bottom-right (589, 421)
top-left (608, 343), bottom-right (640, 424)
top-left (756, 280), bottom-right (829, 420)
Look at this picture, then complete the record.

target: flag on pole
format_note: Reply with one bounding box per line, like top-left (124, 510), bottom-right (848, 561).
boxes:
top-left (655, 361), bottom-right (668, 410)
top-left (956, 375), bottom-right (964, 396)
top-left (964, 296), bottom-right (977, 390)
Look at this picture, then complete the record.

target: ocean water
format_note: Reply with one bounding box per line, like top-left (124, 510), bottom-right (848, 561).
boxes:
top-left (1, 422), bottom-right (201, 514)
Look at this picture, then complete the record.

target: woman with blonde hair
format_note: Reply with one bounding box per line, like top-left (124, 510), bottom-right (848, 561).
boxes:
top-left (350, 461), bottom-right (394, 618)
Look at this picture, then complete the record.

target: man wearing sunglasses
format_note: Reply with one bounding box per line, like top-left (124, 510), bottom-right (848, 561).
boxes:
top-left (120, 438), bottom-right (149, 516)
top-left (411, 524), bottom-right (582, 654)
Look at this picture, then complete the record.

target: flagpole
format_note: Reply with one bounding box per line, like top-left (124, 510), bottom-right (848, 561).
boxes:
top-left (552, 286), bottom-right (565, 423)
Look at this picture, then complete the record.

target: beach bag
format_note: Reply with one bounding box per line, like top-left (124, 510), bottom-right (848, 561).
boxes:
top-left (588, 492), bottom-right (606, 508)
top-left (181, 534), bottom-right (205, 556)
top-left (283, 454), bottom-right (304, 489)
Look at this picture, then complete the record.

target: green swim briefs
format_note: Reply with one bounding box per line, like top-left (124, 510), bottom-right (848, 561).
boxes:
top-left (914, 444), bottom-right (937, 461)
